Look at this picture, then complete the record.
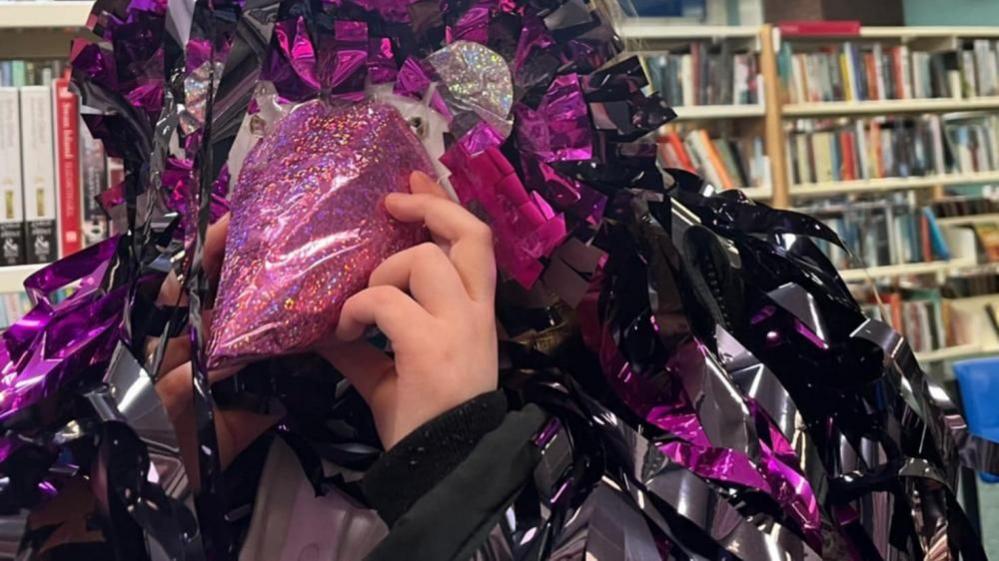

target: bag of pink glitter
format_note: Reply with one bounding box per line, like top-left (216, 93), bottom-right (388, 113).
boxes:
top-left (206, 99), bottom-right (434, 369)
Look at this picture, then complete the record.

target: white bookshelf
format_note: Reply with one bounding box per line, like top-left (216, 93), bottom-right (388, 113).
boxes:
top-left (783, 96), bottom-right (999, 118)
top-left (937, 213), bottom-right (999, 227)
top-left (916, 343), bottom-right (986, 365)
top-left (0, 264), bottom-right (45, 294)
top-left (740, 185), bottom-right (772, 200)
top-left (616, 23), bottom-right (760, 41)
top-left (789, 171), bottom-right (999, 198)
top-left (672, 104), bottom-right (766, 120)
top-left (838, 258), bottom-right (976, 282)
top-left (0, 2), bottom-right (91, 30)
top-left (776, 26), bottom-right (999, 45)
top-left (858, 27), bottom-right (999, 40)
top-left (0, 1), bottom-right (92, 58)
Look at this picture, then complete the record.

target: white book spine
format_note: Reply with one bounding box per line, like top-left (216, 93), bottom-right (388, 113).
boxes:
top-left (986, 45), bottom-right (999, 96)
top-left (989, 114), bottom-right (999, 170)
top-left (680, 55), bottom-right (694, 107)
top-left (733, 54), bottom-right (748, 105)
top-left (0, 88), bottom-right (25, 265)
top-left (854, 119), bottom-right (870, 180)
top-left (912, 53), bottom-right (925, 99)
top-left (948, 70), bottom-right (963, 100)
top-left (19, 86), bottom-right (57, 264)
top-left (974, 41), bottom-right (991, 97)
top-left (885, 204), bottom-right (900, 265)
top-left (792, 55), bottom-right (806, 104)
top-left (929, 115), bottom-right (946, 175)
top-left (899, 46), bottom-right (913, 99)
top-left (873, 43), bottom-right (887, 101)
top-left (962, 51), bottom-right (978, 98)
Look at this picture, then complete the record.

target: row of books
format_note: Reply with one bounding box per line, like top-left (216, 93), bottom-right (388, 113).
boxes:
top-left (0, 292), bottom-right (33, 330)
top-left (805, 197), bottom-right (950, 269)
top-left (0, 75), bottom-right (111, 266)
top-left (0, 285), bottom-right (74, 329)
top-left (777, 40), bottom-right (999, 104)
top-left (656, 130), bottom-right (769, 190)
top-left (0, 59), bottom-right (67, 87)
top-left (946, 268), bottom-right (999, 298)
top-left (931, 196), bottom-right (999, 218)
top-left (644, 44), bottom-right (761, 107)
top-left (786, 113), bottom-right (999, 186)
top-left (860, 289), bottom-right (953, 354)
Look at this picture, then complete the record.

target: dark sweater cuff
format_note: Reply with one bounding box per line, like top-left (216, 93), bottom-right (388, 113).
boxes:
top-left (362, 390), bottom-right (507, 526)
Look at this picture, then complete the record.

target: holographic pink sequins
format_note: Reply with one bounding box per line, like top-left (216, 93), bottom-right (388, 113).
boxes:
top-left (207, 100), bottom-right (433, 368)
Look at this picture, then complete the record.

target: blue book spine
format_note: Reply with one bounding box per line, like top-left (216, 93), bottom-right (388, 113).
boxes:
top-left (922, 208), bottom-right (950, 260)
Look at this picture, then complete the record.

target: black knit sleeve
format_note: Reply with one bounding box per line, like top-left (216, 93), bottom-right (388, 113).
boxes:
top-left (361, 390), bottom-right (508, 526)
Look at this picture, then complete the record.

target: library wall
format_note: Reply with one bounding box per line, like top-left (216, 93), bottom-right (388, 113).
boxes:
top-left (763, 0), bottom-right (904, 25)
top-left (904, 0), bottom-right (999, 26)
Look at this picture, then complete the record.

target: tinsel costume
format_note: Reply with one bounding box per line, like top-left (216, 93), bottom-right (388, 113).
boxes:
top-left (0, 0), bottom-right (997, 559)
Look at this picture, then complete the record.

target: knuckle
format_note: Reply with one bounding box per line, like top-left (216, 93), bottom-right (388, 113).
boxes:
top-left (413, 242), bottom-right (444, 261)
top-left (468, 221), bottom-right (493, 244)
top-left (372, 285), bottom-right (403, 302)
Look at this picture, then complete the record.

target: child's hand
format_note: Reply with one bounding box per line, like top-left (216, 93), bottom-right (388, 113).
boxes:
top-left (149, 214), bottom-right (230, 377)
top-left (317, 171), bottom-right (499, 450)
top-left (155, 362), bottom-right (281, 490)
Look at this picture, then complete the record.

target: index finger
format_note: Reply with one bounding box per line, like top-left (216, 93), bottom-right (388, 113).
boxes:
top-left (384, 191), bottom-right (496, 302)
top-left (156, 213), bottom-right (231, 307)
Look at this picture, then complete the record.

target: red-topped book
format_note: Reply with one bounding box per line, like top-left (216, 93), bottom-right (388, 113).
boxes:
top-left (778, 21), bottom-right (861, 38)
top-left (53, 72), bottom-right (83, 257)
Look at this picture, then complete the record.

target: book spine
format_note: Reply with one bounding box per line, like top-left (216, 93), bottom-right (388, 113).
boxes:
top-left (80, 119), bottom-right (108, 246)
top-left (0, 88), bottom-right (25, 265)
top-left (899, 46), bottom-right (913, 100)
top-left (911, 52), bottom-right (924, 99)
top-left (854, 119), bottom-right (869, 179)
top-left (53, 76), bottom-right (83, 257)
top-left (796, 134), bottom-right (811, 184)
top-left (19, 86), bottom-right (57, 264)
top-left (841, 131), bottom-right (856, 181)
top-left (973, 40), bottom-right (991, 97)
top-left (777, 21), bottom-right (861, 37)
top-left (681, 55), bottom-right (694, 107)
top-left (864, 52), bottom-right (878, 100)
top-left (683, 133), bottom-right (717, 188)
top-left (666, 132), bottom-right (694, 170)
top-left (793, 55), bottom-right (807, 103)
top-left (11, 61), bottom-right (26, 88)
top-left (961, 50), bottom-right (978, 98)
top-left (813, 132), bottom-right (833, 183)
top-left (691, 44), bottom-right (702, 106)
top-left (986, 43), bottom-right (999, 96)
top-left (698, 130), bottom-right (735, 189)
top-left (839, 50), bottom-right (854, 102)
